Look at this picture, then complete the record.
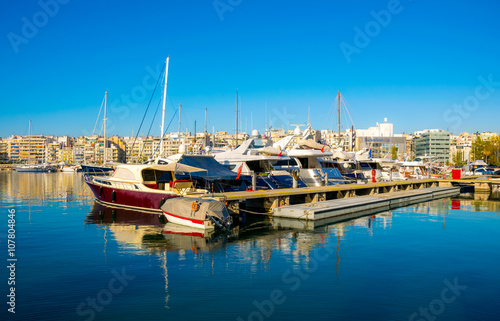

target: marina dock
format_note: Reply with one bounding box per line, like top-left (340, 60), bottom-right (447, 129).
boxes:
top-left (205, 177), bottom-right (499, 221)
top-left (272, 186), bottom-right (460, 220)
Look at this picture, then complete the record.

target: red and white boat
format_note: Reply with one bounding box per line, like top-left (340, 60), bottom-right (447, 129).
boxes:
top-left (160, 197), bottom-right (231, 230)
top-left (84, 163), bottom-right (209, 212)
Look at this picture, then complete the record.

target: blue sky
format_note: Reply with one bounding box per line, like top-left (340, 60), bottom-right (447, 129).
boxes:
top-left (1, 0), bottom-right (499, 138)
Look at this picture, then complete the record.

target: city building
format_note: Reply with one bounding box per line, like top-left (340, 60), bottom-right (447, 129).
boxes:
top-left (355, 118), bottom-right (406, 159)
top-left (414, 130), bottom-right (450, 164)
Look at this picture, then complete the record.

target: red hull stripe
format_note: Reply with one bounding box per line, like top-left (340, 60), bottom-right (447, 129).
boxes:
top-left (163, 211), bottom-right (205, 225)
top-left (163, 231), bottom-right (205, 238)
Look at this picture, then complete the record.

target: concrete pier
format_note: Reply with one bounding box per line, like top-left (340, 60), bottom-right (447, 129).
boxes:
top-left (272, 186), bottom-right (460, 221)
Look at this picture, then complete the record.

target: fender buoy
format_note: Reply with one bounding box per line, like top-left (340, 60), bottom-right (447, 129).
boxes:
top-left (111, 190), bottom-right (116, 202)
top-left (191, 202), bottom-right (200, 212)
top-left (99, 187), bottom-right (104, 197)
top-left (158, 198), bottom-right (166, 209)
top-left (292, 169), bottom-right (300, 181)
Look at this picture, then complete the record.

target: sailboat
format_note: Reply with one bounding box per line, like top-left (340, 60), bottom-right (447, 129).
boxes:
top-left (81, 91), bottom-right (115, 175)
top-left (16, 120), bottom-right (49, 172)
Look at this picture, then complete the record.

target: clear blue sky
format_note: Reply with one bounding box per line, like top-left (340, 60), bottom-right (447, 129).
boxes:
top-left (1, 0), bottom-right (499, 138)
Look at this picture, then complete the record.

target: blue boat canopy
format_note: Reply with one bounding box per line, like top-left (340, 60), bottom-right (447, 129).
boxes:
top-left (176, 155), bottom-right (238, 180)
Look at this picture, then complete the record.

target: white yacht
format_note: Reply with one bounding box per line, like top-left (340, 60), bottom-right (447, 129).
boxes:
top-left (214, 133), bottom-right (302, 189)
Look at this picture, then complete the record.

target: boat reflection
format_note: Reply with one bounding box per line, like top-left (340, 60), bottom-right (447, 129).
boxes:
top-left (161, 223), bottom-right (227, 253)
top-left (86, 201), bottom-right (231, 253)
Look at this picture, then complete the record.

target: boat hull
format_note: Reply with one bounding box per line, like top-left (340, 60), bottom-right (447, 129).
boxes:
top-left (85, 180), bottom-right (178, 212)
top-left (162, 211), bottom-right (212, 230)
top-left (16, 167), bottom-right (48, 172)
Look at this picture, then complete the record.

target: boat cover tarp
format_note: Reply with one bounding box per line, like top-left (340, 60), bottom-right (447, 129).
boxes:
top-left (161, 197), bottom-right (229, 221)
top-left (176, 155), bottom-right (238, 180)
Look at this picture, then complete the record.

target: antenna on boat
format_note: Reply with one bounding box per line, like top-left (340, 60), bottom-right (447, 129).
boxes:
top-left (160, 56), bottom-right (169, 157)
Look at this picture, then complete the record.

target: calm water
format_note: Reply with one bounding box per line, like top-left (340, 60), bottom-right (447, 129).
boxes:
top-left (1, 171), bottom-right (500, 321)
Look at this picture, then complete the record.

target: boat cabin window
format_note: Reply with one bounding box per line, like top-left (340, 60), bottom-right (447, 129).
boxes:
top-left (142, 169), bottom-right (156, 182)
top-left (246, 160), bottom-right (270, 173)
top-left (222, 164), bottom-right (236, 171)
top-left (359, 163), bottom-right (372, 170)
top-left (273, 159), bottom-right (298, 167)
top-left (297, 157), bottom-right (308, 168)
top-left (297, 157), bottom-right (321, 169)
top-left (141, 169), bottom-right (171, 182)
top-left (158, 172), bottom-right (172, 182)
top-left (250, 139), bottom-right (267, 149)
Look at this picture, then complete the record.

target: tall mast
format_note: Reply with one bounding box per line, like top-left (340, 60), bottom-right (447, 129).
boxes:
top-left (178, 104), bottom-right (181, 148)
top-left (204, 108), bottom-right (207, 134)
top-left (28, 120), bottom-right (31, 165)
top-left (338, 90), bottom-right (341, 147)
top-left (103, 91), bottom-right (107, 164)
top-left (235, 89), bottom-right (238, 147)
top-left (160, 57), bottom-right (169, 157)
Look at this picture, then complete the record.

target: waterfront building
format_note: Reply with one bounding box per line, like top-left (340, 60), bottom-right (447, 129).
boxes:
top-left (355, 119), bottom-right (406, 159)
top-left (414, 130), bottom-right (450, 164)
top-left (47, 142), bottom-right (60, 164)
top-left (58, 146), bottom-right (75, 164)
top-left (6, 135), bottom-right (48, 164)
top-left (450, 132), bottom-right (473, 164)
top-left (321, 128), bottom-right (354, 150)
top-left (74, 143), bottom-right (85, 164)
top-left (0, 139), bottom-right (8, 162)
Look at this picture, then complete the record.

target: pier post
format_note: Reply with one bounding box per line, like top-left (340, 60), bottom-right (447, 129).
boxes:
top-left (251, 172), bottom-right (257, 191)
top-left (475, 182), bottom-right (491, 193)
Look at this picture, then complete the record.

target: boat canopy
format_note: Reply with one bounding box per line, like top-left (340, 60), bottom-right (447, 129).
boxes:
top-left (112, 163), bottom-right (206, 182)
top-left (175, 155), bottom-right (239, 180)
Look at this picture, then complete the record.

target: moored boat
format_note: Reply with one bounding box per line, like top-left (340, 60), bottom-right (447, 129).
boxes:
top-left (84, 162), bottom-right (210, 212)
top-left (160, 197), bottom-right (231, 230)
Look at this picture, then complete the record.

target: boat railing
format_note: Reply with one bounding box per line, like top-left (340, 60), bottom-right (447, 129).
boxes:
top-left (83, 168), bottom-right (112, 178)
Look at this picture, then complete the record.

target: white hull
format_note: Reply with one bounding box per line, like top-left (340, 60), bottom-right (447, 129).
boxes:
top-left (16, 167), bottom-right (48, 172)
top-left (163, 211), bottom-right (214, 230)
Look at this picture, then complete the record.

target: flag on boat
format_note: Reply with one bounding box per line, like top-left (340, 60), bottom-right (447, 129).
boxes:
top-left (236, 164), bottom-right (243, 179)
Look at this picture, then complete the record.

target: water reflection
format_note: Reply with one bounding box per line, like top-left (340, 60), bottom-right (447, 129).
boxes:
top-left (0, 171), bottom-right (93, 206)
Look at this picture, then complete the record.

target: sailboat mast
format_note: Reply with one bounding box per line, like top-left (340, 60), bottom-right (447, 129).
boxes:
top-left (338, 90), bottom-right (341, 147)
top-left (204, 108), bottom-right (207, 134)
top-left (235, 89), bottom-right (238, 147)
top-left (178, 104), bottom-right (181, 148)
top-left (103, 91), bottom-right (107, 165)
top-left (160, 57), bottom-right (169, 157)
top-left (28, 120), bottom-right (31, 165)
